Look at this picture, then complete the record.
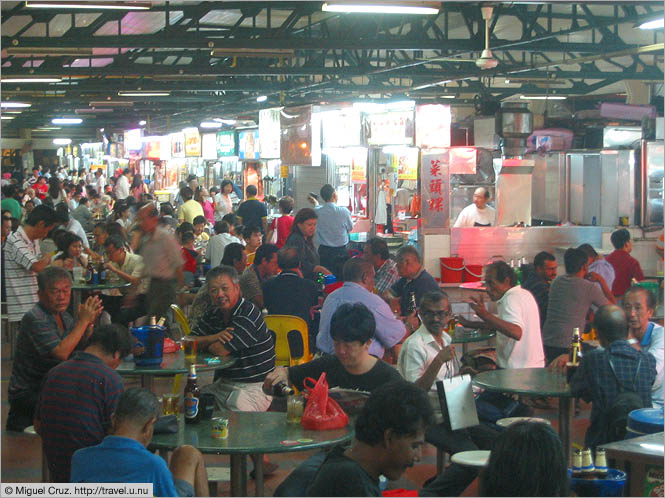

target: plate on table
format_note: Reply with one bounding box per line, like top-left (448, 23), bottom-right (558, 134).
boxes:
top-left (450, 450), bottom-right (491, 468)
top-left (459, 281), bottom-right (486, 290)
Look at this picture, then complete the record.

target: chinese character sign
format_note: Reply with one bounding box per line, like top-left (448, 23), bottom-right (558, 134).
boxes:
top-left (421, 152), bottom-right (449, 231)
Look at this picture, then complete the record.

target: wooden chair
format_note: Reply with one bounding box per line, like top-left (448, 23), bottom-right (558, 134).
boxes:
top-left (264, 315), bottom-right (313, 367)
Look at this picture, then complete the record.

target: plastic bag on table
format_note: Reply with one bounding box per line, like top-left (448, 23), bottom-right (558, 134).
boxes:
top-left (301, 373), bottom-right (349, 430)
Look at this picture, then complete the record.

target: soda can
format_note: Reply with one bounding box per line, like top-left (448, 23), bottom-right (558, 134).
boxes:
top-left (211, 417), bottom-right (228, 439)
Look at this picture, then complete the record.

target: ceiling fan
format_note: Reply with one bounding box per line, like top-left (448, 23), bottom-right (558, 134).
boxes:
top-left (416, 6), bottom-right (499, 69)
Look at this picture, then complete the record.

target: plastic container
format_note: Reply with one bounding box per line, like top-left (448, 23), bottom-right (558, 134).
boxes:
top-left (440, 257), bottom-right (464, 283)
top-left (569, 468), bottom-right (627, 497)
top-left (626, 408), bottom-right (664, 438)
top-left (130, 325), bottom-right (166, 366)
top-left (463, 264), bottom-right (483, 283)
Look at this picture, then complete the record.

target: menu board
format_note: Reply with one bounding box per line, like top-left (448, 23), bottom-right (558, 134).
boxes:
top-left (321, 109), bottom-right (362, 148)
top-left (259, 108), bottom-right (281, 159)
top-left (216, 131), bottom-right (236, 157)
top-left (143, 137), bottom-right (161, 160)
top-left (367, 111), bottom-right (414, 146)
top-left (201, 133), bottom-right (217, 160)
top-left (171, 133), bottom-right (185, 158)
top-left (238, 129), bottom-right (259, 160)
top-left (184, 128), bottom-right (201, 157)
top-left (416, 104), bottom-right (451, 149)
top-left (420, 152), bottom-right (450, 231)
top-left (280, 105), bottom-right (321, 166)
top-left (396, 147), bottom-right (419, 180)
top-left (124, 128), bottom-right (142, 152)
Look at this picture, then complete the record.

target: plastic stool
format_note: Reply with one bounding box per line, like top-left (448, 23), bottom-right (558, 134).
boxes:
top-left (626, 408), bottom-right (664, 438)
top-left (450, 450), bottom-right (490, 468)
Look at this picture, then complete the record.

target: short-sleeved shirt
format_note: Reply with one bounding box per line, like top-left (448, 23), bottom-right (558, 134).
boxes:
top-left (4, 226), bottom-right (41, 322)
top-left (392, 269), bottom-right (441, 316)
top-left (398, 324), bottom-right (455, 385)
top-left (8, 303), bottom-right (75, 400)
top-left (270, 215), bottom-right (295, 248)
top-left (37, 352), bottom-right (123, 483)
top-left (606, 249), bottom-right (645, 297)
top-left (642, 322), bottom-right (664, 408)
top-left (115, 251), bottom-right (148, 295)
top-left (71, 436), bottom-right (178, 496)
top-left (262, 271), bottom-right (319, 329)
top-left (206, 233), bottom-right (241, 268)
top-left (453, 204), bottom-right (496, 227)
top-left (139, 225), bottom-right (184, 280)
top-left (314, 202), bottom-right (353, 247)
top-left (521, 272), bottom-right (550, 328)
top-left (284, 231), bottom-right (319, 280)
top-left (177, 199), bottom-right (205, 225)
top-left (237, 197), bottom-right (268, 232)
top-left (495, 285), bottom-right (545, 369)
top-left (307, 445), bottom-right (381, 497)
top-left (589, 258), bottom-right (616, 294)
top-left (374, 258), bottom-right (400, 294)
top-left (239, 265), bottom-right (264, 302)
top-left (65, 218), bottom-right (90, 249)
top-left (191, 297), bottom-right (275, 382)
top-left (288, 354), bottom-right (402, 393)
top-left (542, 275), bottom-right (608, 349)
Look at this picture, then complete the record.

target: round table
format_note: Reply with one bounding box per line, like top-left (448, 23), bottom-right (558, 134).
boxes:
top-left (117, 350), bottom-right (236, 389)
top-left (451, 328), bottom-right (495, 353)
top-left (472, 368), bottom-right (574, 463)
top-left (149, 411), bottom-right (353, 497)
top-left (71, 281), bottom-right (131, 316)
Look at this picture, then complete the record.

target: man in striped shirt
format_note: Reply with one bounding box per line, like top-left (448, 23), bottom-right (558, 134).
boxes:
top-left (191, 265), bottom-right (276, 412)
top-left (35, 324), bottom-right (132, 482)
top-left (4, 204), bottom-right (57, 324)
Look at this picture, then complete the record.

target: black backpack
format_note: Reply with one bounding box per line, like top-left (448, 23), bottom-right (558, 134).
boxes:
top-left (605, 353), bottom-right (646, 443)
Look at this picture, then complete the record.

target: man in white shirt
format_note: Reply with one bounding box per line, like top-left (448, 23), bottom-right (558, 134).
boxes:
top-left (93, 169), bottom-right (106, 195)
top-left (114, 169), bottom-right (130, 200)
top-left (624, 286), bottom-right (664, 408)
top-left (458, 261), bottom-right (545, 369)
top-left (206, 221), bottom-right (240, 268)
top-left (453, 187), bottom-right (496, 227)
top-left (55, 203), bottom-right (90, 250)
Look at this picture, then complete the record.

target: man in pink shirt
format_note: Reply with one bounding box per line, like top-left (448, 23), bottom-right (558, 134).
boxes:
top-left (605, 228), bottom-right (644, 298)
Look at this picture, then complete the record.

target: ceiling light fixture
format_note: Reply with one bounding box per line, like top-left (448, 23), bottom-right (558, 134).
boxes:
top-left (25, 1), bottom-right (151, 10)
top-left (322, 2), bottom-right (439, 15)
top-left (139, 120), bottom-right (147, 126)
top-left (118, 91), bottom-right (170, 97)
top-left (210, 48), bottom-right (295, 58)
top-left (52, 117), bottom-right (83, 124)
top-left (5, 47), bottom-right (93, 56)
top-left (2, 77), bottom-right (62, 83)
top-left (1, 102), bottom-right (31, 108)
top-left (519, 95), bottom-right (567, 100)
top-left (33, 127), bottom-right (61, 131)
top-left (256, 95), bottom-right (268, 103)
top-left (213, 118), bottom-right (237, 125)
top-left (52, 138), bottom-right (72, 145)
top-left (200, 121), bottom-right (222, 129)
top-left (89, 101), bottom-right (134, 107)
top-left (639, 18), bottom-right (664, 30)
top-left (1, 116), bottom-right (15, 120)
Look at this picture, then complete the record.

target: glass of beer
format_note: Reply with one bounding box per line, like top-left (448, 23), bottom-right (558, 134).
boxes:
top-left (162, 393), bottom-right (179, 416)
top-left (183, 336), bottom-right (197, 360)
top-left (287, 394), bottom-right (304, 424)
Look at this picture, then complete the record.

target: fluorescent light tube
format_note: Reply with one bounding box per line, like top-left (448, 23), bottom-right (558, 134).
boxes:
top-left (1, 116), bottom-right (15, 120)
top-left (52, 118), bottom-right (83, 124)
top-left (139, 120), bottom-right (147, 126)
top-left (256, 96), bottom-right (268, 103)
top-left (53, 138), bottom-right (72, 145)
top-left (322, 2), bottom-right (439, 15)
top-left (2, 77), bottom-right (61, 83)
top-left (639, 18), bottom-right (664, 30)
top-left (1, 102), bottom-right (31, 108)
top-left (25, 1), bottom-right (151, 10)
top-left (520, 95), bottom-right (567, 100)
top-left (118, 91), bottom-right (170, 97)
top-left (200, 121), bottom-right (222, 129)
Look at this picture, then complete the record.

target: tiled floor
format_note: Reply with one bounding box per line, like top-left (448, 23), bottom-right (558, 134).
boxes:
top-left (1, 347), bottom-right (592, 496)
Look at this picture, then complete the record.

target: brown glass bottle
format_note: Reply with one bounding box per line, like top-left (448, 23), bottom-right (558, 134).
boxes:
top-left (184, 365), bottom-right (201, 424)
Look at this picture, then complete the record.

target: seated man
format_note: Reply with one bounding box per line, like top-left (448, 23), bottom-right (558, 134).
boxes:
top-left (6, 267), bottom-right (103, 432)
top-left (606, 228), bottom-right (645, 298)
top-left (36, 324), bottom-right (132, 482)
top-left (192, 215), bottom-right (210, 253)
top-left (624, 286), bottom-right (664, 408)
top-left (578, 243), bottom-right (615, 294)
top-left (317, 258), bottom-right (405, 359)
top-left (458, 261), bottom-right (545, 369)
top-left (307, 380), bottom-right (434, 497)
top-left (398, 291), bottom-right (499, 497)
top-left (102, 234), bottom-right (149, 326)
top-left (520, 251), bottom-right (557, 328)
top-left (206, 220), bottom-right (240, 268)
top-left (190, 265), bottom-right (275, 411)
top-left (266, 302), bottom-right (403, 497)
top-left (71, 388), bottom-right (209, 497)
top-left (239, 243), bottom-right (280, 309)
top-left (364, 237), bottom-right (400, 295)
top-left (558, 305), bottom-right (656, 448)
top-left (262, 247), bottom-right (320, 336)
top-left (242, 225), bottom-right (262, 266)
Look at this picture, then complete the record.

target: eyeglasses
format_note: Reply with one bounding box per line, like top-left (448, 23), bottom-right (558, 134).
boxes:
top-left (419, 309), bottom-right (451, 318)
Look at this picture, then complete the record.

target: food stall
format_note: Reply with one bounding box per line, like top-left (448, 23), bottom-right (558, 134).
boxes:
top-left (237, 128), bottom-right (261, 197)
top-left (259, 108), bottom-right (287, 208)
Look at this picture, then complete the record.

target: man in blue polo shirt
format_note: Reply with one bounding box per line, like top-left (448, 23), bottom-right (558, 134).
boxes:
top-left (71, 388), bottom-right (209, 496)
top-left (236, 184), bottom-right (268, 235)
top-left (311, 184), bottom-right (353, 279)
top-left (36, 324), bottom-right (132, 482)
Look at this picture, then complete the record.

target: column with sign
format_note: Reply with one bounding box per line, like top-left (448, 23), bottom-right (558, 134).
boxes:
top-left (421, 152), bottom-right (450, 232)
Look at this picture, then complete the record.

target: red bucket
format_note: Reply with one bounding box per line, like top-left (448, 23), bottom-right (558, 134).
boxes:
top-left (463, 264), bottom-right (483, 282)
top-left (440, 257), bottom-right (464, 283)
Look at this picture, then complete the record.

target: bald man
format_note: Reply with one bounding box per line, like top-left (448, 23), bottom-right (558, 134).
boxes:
top-left (453, 187), bottom-right (496, 227)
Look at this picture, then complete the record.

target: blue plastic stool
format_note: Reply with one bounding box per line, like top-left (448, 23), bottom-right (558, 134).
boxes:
top-left (626, 408), bottom-right (664, 438)
top-left (569, 469), bottom-right (627, 497)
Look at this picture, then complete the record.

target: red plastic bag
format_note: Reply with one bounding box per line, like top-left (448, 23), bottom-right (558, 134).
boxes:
top-left (162, 337), bottom-right (180, 354)
top-left (383, 490), bottom-right (418, 497)
top-left (301, 373), bottom-right (349, 430)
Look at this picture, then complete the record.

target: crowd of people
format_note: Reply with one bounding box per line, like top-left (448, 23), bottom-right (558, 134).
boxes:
top-left (0, 163), bottom-right (662, 497)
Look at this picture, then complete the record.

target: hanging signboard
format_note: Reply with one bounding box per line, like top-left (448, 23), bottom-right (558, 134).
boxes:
top-left (280, 105), bottom-right (321, 166)
top-left (124, 128), bottom-right (142, 152)
top-left (421, 152), bottom-right (450, 231)
top-left (396, 147), bottom-right (419, 180)
top-left (259, 108), bottom-right (281, 159)
top-left (416, 104), bottom-right (452, 149)
top-left (171, 133), bottom-right (185, 158)
top-left (238, 129), bottom-right (260, 160)
top-left (201, 133), bottom-right (217, 160)
top-left (321, 109), bottom-right (362, 148)
top-left (216, 131), bottom-right (236, 157)
top-left (367, 111), bottom-right (414, 146)
top-left (143, 137), bottom-right (161, 160)
top-left (184, 128), bottom-right (201, 157)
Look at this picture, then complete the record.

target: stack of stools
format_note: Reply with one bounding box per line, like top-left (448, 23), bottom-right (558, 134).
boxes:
top-left (626, 408), bottom-right (664, 439)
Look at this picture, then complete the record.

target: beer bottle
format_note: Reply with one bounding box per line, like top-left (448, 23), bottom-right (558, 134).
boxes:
top-left (86, 260), bottom-right (95, 284)
top-left (406, 291), bottom-right (417, 314)
top-left (98, 258), bottom-right (106, 285)
top-left (272, 382), bottom-right (295, 397)
top-left (569, 328), bottom-right (582, 366)
top-left (184, 365), bottom-right (201, 424)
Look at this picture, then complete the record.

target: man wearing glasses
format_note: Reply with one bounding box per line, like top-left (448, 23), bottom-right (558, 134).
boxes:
top-left (399, 291), bottom-right (499, 497)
